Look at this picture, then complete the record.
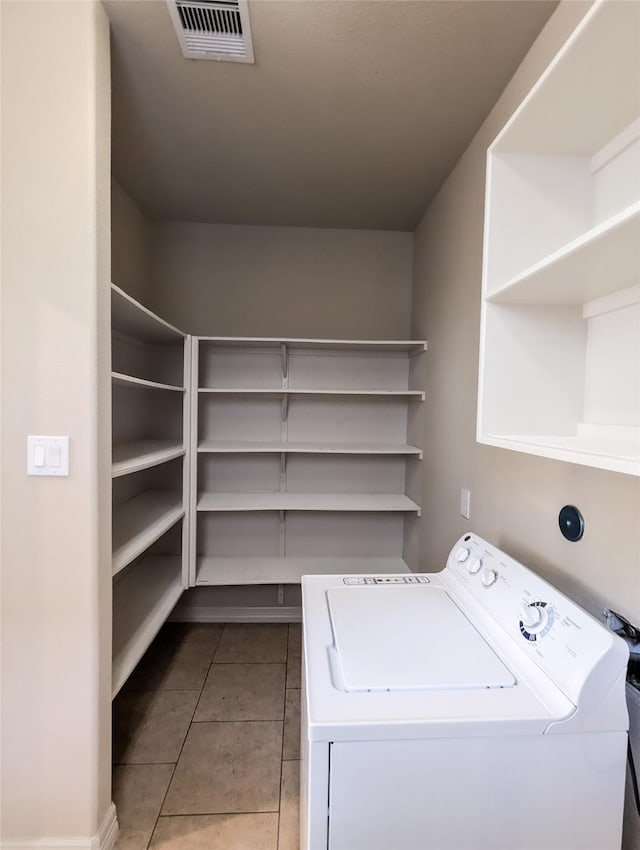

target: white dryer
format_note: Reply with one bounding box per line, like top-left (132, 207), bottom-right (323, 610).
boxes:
top-left (300, 533), bottom-right (629, 850)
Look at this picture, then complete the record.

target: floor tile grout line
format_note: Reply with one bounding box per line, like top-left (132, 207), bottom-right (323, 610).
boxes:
top-left (155, 809), bottom-right (281, 818)
top-left (276, 627), bottom-right (289, 850)
top-left (144, 631), bottom-right (220, 850)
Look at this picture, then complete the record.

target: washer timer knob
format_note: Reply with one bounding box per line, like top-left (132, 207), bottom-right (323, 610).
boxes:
top-left (455, 547), bottom-right (470, 563)
top-left (520, 603), bottom-right (549, 633)
top-left (481, 567), bottom-right (497, 587)
top-left (520, 604), bottom-right (542, 629)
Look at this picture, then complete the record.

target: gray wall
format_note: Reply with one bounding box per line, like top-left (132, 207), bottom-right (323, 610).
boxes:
top-left (410, 5), bottom-right (640, 842)
top-left (112, 178), bottom-right (152, 304)
top-left (148, 222), bottom-right (413, 339)
top-left (1, 1), bottom-right (112, 841)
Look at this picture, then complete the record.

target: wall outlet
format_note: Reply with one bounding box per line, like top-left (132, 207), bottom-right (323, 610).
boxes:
top-left (460, 488), bottom-right (471, 520)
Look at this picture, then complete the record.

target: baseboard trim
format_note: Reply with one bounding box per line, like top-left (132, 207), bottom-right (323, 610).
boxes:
top-left (170, 605), bottom-right (302, 623)
top-left (1, 804), bottom-right (119, 850)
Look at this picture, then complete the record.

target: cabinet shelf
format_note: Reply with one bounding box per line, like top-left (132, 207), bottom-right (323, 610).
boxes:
top-left (195, 556), bottom-right (412, 586)
top-left (112, 440), bottom-right (185, 477)
top-left (197, 440), bottom-right (422, 457)
top-left (112, 491), bottom-right (185, 575)
top-left (196, 492), bottom-right (420, 513)
top-left (112, 556), bottom-right (183, 697)
top-left (112, 372), bottom-right (185, 392)
top-left (484, 429), bottom-right (640, 477)
top-left (488, 203), bottom-right (640, 305)
top-left (198, 387), bottom-right (424, 399)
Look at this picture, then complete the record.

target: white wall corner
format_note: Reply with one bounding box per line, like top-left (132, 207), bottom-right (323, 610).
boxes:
top-left (0, 805), bottom-right (119, 850)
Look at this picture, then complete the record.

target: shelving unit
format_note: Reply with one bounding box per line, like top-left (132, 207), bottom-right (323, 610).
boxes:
top-left (478, 0), bottom-right (640, 476)
top-left (191, 337), bottom-right (426, 585)
top-left (110, 284), bottom-right (191, 696)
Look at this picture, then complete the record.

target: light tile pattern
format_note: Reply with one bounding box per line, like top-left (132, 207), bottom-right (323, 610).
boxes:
top-left (194, 662), bottom-right (286, 721)
top-left (149, 813), bottom-right (279, 850)
top-left (112, 622), bottom-right (302, 850)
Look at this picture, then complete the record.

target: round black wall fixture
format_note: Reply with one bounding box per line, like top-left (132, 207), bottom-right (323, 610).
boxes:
top-left (558, 505), bottom-right (584, 542)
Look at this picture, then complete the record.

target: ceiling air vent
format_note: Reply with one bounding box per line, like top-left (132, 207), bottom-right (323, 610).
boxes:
top-left (166, 0), bottom-right (255, 63)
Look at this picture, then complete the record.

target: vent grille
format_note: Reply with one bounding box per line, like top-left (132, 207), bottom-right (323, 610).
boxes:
top-left (167, 0), bottom-right (255, 63)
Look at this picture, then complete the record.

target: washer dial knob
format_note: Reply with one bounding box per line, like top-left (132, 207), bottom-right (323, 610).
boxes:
top-left (481, 567), bottom-right (497, 587)
top-left (467, 556), bottom-right (483, 574)
top-left (520, 604), bottom-right (542, 629)
top-left (520, 603), bottom-right (548, 633)
top-left (455, 547), bottom-right (470, 563)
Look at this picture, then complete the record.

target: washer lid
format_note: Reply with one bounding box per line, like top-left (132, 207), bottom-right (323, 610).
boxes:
top-left (327, 585), bottom-right (516, 692)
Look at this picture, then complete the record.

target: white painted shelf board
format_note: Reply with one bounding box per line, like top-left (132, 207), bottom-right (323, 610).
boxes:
top-left (197, 440), bottom-right (422, 457)
top-left (481, 434), bottom-right (640, 476)
top-left (112, 491), bottom-right (185, 575)
top-left (111, 283), bottom-right (185, 343)
top-left (112, 441), bottom-right (185, 477)
top-left (198, 387), bottom-right (424, 399)
top-left (198, 336), bottom-right (427, 353)
top-left (196, 492), bottom-right (420, 512)
top-left (492, 0), bottom-right (640, 157)
top-left (112, 556), bottom-right (183, 697)
top-left (195, 556), bottom-right (412, 585)
top-left (112, 372), bottom-right (185, 393)
top-left (488, 203), bottom-right (640, 305)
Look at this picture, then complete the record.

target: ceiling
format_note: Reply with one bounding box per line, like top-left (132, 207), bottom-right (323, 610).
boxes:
top-left (106, 0), bottom-right (557, 230)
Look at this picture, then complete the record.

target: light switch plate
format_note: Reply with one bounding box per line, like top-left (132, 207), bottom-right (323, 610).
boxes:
top-left (27, 436), bottom-right (70, 476)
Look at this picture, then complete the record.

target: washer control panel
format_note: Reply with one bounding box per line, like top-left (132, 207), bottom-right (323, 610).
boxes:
top-left (343, 575), bottom-right (431, 586)
top-left (445, 533), bottom-right (625, 704)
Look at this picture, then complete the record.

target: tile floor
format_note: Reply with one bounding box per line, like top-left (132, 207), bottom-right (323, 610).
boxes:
top-left (112, 622), bottom-right (301, 850)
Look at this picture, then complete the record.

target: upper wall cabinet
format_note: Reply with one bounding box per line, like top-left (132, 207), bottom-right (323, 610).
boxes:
top-left (478, 0), bottom-right (640, 476)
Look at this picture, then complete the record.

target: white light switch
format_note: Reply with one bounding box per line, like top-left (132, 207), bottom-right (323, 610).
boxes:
top-left (460, 488), bottom-right (471, 520)
top-left (28, 436), bottom-right (69, 476)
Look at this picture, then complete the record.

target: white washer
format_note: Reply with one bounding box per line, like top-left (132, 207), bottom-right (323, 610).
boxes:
top-left (300, 533), bottom-right (630, 850)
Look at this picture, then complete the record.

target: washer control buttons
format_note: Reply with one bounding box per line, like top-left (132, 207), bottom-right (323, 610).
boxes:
top-left (481, 567), bottom-right (498, 587)
top-left (455, 546), bottom-right (470, 563)
top-left (467, 556), bottom-right (483, 575)
top-left (519, 601), bottom-right (554, 642)
top-left (343, 576), bottom-right (431, 586)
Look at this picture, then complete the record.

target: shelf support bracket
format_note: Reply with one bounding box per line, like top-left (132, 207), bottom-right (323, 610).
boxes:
top-left (280, 453), bottom-right (287, 491)
top-left (278, 509), bottom-right (286, 557)
top-left (281, 343), bottom-right (288, 386)
top-left (277, 583), bottom-right (284, 606)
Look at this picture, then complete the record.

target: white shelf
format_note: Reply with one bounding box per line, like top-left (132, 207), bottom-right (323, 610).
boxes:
top-left (195, 556), bottom-right (412, 585)
top-left (196, 492), bottom-right (420, 513)
top-left (488, 203), bottom-right (640, 305)
top-left (112, 372), bottom-right (185, 392)
top-left (198, 387), bottom-right (424, 399)
top-left (198, 336), bottom-right (427, 353)
top-left (112, 440), bottom-right (185, 477)
top-left (112, 556), bottom-right (183, 697)
top-left (112, 491), bottom-right (185, 575)
top-left (493, 0), bottom-right (640, 156)
top-left (197, 440), bottom-right (422, 457)
top-left (111, 283), bottom-right (185, 343)
top-left (481, 430), bottom-right (640, 477)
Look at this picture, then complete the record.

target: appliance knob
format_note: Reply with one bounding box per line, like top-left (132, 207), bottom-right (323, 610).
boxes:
top-left (481, 567), bottom-right (497, 587)
top-left (468, 556), bottom-right (483, 574)
top-left (455, 547), bottom-right (470, 563)
top-left (520, 604), bottom-right (547, 632)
